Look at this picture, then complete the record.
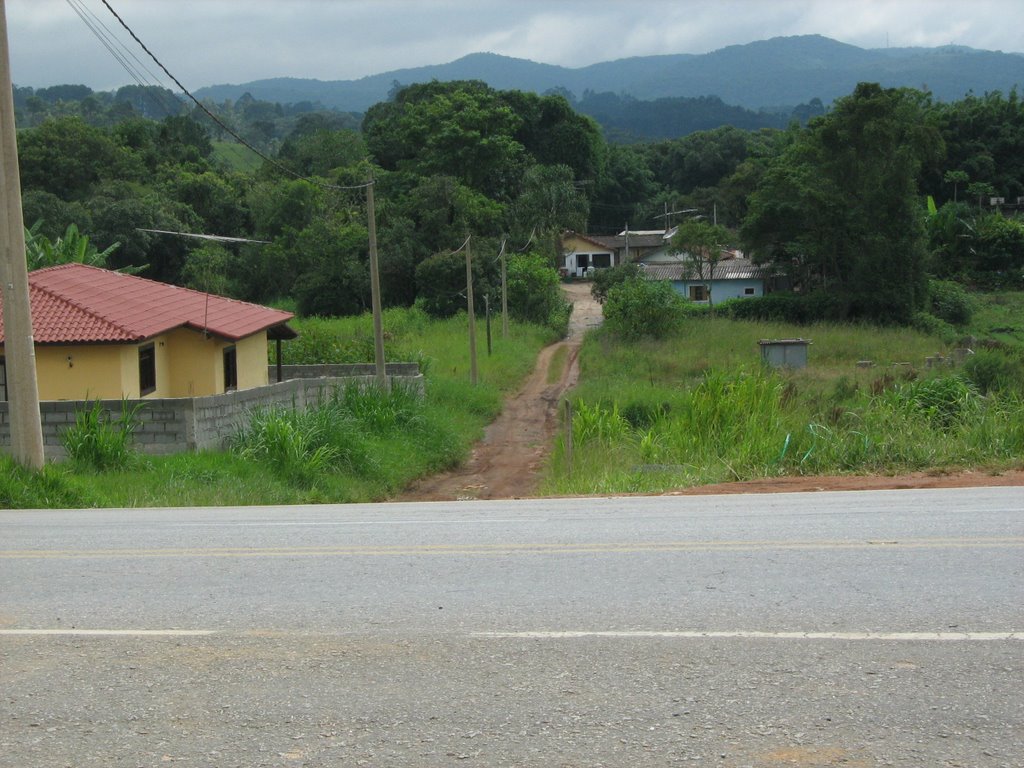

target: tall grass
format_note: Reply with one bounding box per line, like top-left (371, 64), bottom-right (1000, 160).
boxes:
top-left (60, 399), bottom-right (143, 472)
top-left (0, 456), bottom-right (86, 508)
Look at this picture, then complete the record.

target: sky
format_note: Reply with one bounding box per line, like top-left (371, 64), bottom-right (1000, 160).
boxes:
top-left (8, 0), bottom-right (1024, 92)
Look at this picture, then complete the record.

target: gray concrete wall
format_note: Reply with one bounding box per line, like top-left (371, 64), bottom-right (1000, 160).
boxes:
top-left (0, 366), bottom-right (423, 461)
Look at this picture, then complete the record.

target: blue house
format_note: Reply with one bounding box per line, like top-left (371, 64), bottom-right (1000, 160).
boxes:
top-left (641, 256), bottom-right (773, 303)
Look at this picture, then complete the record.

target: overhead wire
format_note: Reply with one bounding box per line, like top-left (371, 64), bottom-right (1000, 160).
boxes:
top-left (67, 0), bottom-right (163, 87)
top-left (94, 0), bottom-right (372, 192)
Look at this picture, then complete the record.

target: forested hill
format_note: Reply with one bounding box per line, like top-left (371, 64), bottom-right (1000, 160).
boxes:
top-left (194, 35), bottom-right (1024, 113)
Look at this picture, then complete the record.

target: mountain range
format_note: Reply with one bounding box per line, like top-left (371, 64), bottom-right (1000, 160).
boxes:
top-left (194, 35), bottom-right (1024, 113)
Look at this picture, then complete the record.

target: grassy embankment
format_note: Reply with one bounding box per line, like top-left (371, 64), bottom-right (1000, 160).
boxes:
top-left (0, 307), bottom-right (553, 508)
top-left (542, 296), bottom-right (1024, 495)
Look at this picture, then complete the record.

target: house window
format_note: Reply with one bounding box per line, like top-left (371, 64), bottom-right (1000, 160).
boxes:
top-left (138, 344), bottom-right (156, 395)
top-left (744, 287), bottom-right (756, 296)
top-left (0, 356), bottom-right (6, 402)
top-left (592, 253), bottom-right (611, 269)
top-left (223, 345), bottom-right (238, 392)
top-left (689, 285), bottom-right (708, 302)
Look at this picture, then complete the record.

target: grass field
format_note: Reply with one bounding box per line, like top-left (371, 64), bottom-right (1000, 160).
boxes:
top-left (542, 299), bottom-right (1024, 495)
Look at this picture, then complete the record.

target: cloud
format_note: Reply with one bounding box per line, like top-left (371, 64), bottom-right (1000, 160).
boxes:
top-left (6, 0), bottom-right (1023, 90)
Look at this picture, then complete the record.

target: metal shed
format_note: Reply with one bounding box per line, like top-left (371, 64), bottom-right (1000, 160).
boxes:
top-left (758, 338), bottom-right (812, 369)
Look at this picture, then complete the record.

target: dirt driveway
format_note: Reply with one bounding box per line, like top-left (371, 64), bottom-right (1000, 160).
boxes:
top-left (399, 282), bottom-right (1024, 501)
top-left (399, 282), bottom-right (601, 501)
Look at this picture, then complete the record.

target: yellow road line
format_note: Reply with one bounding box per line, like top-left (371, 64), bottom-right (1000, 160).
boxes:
top-left (2, 537), bottom-right (1022, 559)
top-left (475, 630), bottom-right (1023, 641)
top-left (0, 629), bottom-right (216, 636)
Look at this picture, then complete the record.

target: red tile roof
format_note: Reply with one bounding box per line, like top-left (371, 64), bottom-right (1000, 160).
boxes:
top-left (0, 264), bottom-right (294, 345)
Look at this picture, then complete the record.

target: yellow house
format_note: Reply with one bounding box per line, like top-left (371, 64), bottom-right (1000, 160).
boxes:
top-left (0, 263), bottom-right (295, 401)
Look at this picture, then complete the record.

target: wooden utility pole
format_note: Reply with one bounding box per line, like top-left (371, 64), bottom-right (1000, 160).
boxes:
top-left (366, 178), bottom-right (386, 387)
top-left (0, 0), bottom-right (44, 469)
top-left (499, 238), bottom-right (509, 338)
top-left (465, 237), bottom-right (478, 385)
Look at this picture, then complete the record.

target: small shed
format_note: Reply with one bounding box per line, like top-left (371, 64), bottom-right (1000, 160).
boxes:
top-left (759, 338), bottom-right (811, 369)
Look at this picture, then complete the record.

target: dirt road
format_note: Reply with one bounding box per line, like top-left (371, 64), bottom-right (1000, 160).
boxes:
top-left (399, 282), bottom-right (1024, 501)
top-left (399, 282), bottom-right (601, 501)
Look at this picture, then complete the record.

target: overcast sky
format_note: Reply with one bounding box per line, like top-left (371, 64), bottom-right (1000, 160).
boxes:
top-left (8, 0), bottom-right (1024, 92)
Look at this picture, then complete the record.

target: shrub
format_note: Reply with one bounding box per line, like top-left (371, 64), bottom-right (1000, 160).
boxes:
top-left (590, 263), bottom-right (642, 304)
top-left (603, 278), bottom-right (688, 340)
top-left (910, 311), bottom-right (958, 342)
top-left (883, 375), bottom-right (979, 426)
top-left (60, 400), bottom-right (143, 471)
top-left (620, 400), bottom-right (671, 429)
top-left (928, 279), bottom-right (975, 325)
top-left (506, 252), bottom-right (572, 335)
top-left (280, 319), bottom-right (382, 364)
top-left (720, 291), bottom-right (841, 323)
top-left (962, 348), bottom-right (1024, 394)
top-left (415, 249), bottom-right (492, 318)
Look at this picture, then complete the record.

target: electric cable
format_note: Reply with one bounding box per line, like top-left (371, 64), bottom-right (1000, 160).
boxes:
top-left (96, 0), bottom-right (371, 192)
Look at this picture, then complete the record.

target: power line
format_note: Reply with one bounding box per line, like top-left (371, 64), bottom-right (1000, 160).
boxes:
top-left (68, 0), bottom-right (162, 87)
top-left (96, 0), bottom-right (371, 192)
top-left (67, 0), bottom-right (148, 87)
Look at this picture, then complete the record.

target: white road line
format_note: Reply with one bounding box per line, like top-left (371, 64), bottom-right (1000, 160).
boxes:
top-left (475, 630), bottom-right (1022, 641)
top-left (169, 519), bottom-right (533, 528)
top-left (0, 629), bottom-right (216, 637)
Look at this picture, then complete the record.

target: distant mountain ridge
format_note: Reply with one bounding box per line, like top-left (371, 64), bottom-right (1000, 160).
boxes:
top-left (194, 35), bottom-right (1024, 113)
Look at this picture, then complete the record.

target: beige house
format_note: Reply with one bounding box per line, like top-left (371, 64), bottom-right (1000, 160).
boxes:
top-left (0, 263), bottom-right (295, 401)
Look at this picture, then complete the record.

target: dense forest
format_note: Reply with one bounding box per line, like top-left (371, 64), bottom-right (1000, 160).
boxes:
top-left (13, 78), bottom-right (1024, 327)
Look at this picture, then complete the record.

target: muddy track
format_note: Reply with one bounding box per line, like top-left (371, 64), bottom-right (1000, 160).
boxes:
top-left (398, 283), bottom-right (600, 501)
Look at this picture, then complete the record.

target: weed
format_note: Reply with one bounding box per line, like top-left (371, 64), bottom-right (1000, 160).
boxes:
top-left (60, 399), bottom-right (143, 472)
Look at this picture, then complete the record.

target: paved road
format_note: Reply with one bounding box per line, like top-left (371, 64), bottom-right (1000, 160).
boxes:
top-left (2, 488), bottom-right (1022, 766)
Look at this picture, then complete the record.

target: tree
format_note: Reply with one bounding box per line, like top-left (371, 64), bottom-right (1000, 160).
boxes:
top-left (276, 128), bottom-right (366, 178)
top-left (671, 219), bottom-right (732, 308)
top-left (17, 116), bottom-right (140, 199)
top-left (943, 170), bottom-right (969, 203)
top-left (23, 223), bottom-right (122, 271)
top-left (603, 277), bottom-right (688, 340)
top-left (508, 164), bottom-right (589, 259)
top-left (414, 246), bottom-right (493, 319)
top-left (743, 83), bottom-right (942, 323)
top-left (291, 222), bottom-right (371, 317)
top-left (591, 145), bottom-right (658, 233)
top-left (505, 252), bottom-right (570, 330)
top-left (363, 81), bottom-right (526, 199)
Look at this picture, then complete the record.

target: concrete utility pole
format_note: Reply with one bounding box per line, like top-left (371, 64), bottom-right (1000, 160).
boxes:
top-left (0, 0), bottom-right (44, 470)
top-left (499, 238), bottom-right (509, 338)
top-left (365, 178), bottom-right (386, 387)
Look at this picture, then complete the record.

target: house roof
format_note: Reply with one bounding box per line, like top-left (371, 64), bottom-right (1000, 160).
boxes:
top-left (641, 257), bottom-right (773, 282)
top-left (562, 230), bottom-right (671, 252)
top-left (0, 263), bottom-right (295, 345)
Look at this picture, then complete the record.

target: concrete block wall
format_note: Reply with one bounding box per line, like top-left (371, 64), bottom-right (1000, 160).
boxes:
top-left (0, 365), bottom-right (423, 461)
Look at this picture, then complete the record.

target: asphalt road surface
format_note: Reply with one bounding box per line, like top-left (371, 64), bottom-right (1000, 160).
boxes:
top-left (2, 488), bottom-right (1022, 767)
